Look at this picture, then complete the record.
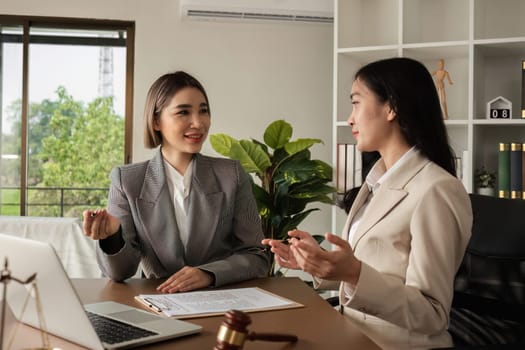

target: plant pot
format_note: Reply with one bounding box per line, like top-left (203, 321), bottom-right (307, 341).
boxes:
top-left (476, 187), bottom-right (495, 197)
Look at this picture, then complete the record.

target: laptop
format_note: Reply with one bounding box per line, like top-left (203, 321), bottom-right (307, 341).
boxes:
top-left (0, 234), bottom-right (202, 349)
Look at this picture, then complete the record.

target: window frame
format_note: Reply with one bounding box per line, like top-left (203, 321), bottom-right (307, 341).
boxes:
top-left (0, 15), bottom-right (135, 215)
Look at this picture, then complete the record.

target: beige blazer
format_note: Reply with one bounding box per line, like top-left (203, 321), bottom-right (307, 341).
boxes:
top-left (96, 150), bottom-right (270, 286)
top-left (319, 151), bottom-right (472, 349)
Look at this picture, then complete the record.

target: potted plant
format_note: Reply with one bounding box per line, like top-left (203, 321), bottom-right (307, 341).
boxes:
top-left (474, 166), bottom-right (496, 196)
top-left (210, 120), bottom-right (336, 275)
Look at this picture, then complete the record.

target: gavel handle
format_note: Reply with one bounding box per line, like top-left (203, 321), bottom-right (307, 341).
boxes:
top-left (247, 332), bottom-right (298, 343)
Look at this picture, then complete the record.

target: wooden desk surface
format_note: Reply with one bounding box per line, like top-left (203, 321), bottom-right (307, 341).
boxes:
top-left (74, 277), bottom-right (380, 350)
top-left (10, 277), bottom-right (381, 350)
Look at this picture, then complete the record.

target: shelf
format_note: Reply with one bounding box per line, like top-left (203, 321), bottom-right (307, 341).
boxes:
top-left (473, 39), bottom-right (525, 56)
top-left (474, 0), bottom-right (525, 40)
top-left (403, 0), bottom-right (469, 44)
top-left (333, 0), bottom-right (525, 227)
top-left (402, 42), bottom-right (469, 58)
top-left (473, 119), bottom-right (525, 125)
top-left (337, 0), bottom-right (399, 49)
top-left (473, 42), bottom-right (525, 120)
top-left (445, 120), bottom-right (469, 126)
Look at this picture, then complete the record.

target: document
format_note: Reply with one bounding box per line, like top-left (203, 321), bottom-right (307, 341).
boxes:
top-left (135, 287), bottom-right (303, 318)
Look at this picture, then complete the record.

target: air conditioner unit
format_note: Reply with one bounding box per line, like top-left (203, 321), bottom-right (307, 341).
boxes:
top-left (179, 0), bottom-right (333, 24)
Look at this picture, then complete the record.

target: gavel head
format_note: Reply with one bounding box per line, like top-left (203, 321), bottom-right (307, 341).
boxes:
top-left (213, 310), bottom-right (252, 350)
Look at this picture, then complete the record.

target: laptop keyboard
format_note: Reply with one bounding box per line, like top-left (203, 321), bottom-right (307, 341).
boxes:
top-left (86, 311), bottom-right (159, 345)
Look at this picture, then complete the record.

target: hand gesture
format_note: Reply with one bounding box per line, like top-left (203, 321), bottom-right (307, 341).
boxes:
top-left (288, 230), bottom-right (361, 284)
top-left (83, 209), bottom-right (121, 240)
top-left (261, 237), bottom-right (300, 270)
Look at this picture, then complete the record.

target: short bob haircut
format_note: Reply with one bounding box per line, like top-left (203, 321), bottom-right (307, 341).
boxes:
top-left (143, 71), bottom-right (210, 148)
top-left (354, 57), bottom-right (456, 177)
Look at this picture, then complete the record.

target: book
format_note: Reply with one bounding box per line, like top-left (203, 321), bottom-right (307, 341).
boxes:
top-left (498, 143), bottom-right (510, 198)
top-left (345, 144), bottom-right (355, 191)
top-left (336, 143), bottom-right (361, 193)
top-left (510, 142), bottom-right (523, 199)
top-left (135, 287), bottom-right (303, 319)
top-left (522, 60), bottom-right (525, 119)
top-left (522, 143), bottom-right (525, 199)
top-left (455, 156), bottom-right (463, 180)
top-left (336, 143), bottom-right (346, 193)
top-left (354, 147), bottom-right (362, 187)
top-left (462, 150), bottom-right (470, 191)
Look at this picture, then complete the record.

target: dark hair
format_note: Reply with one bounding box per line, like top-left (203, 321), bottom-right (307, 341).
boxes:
top-left (144, 71), bottom-right (210, 148)
top-left (342, 57), bottom-right (456, 212)
top-left (355, 57), bottom-right (456, 176)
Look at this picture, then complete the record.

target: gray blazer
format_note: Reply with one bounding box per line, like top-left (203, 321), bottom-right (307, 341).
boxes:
top-left (96, 149), bottom-right (270, 286)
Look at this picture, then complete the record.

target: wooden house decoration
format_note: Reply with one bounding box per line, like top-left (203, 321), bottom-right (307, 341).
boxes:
top-left (487, 96), bottom-right (512, 119)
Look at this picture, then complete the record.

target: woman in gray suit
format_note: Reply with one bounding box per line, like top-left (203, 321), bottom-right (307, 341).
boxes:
top-left (83, 71), bottom-right (270, 293)
top-left (263, 58), bottom-right (472, 349)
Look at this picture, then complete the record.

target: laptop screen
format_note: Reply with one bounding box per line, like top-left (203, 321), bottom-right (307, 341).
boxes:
top-left (0, 234), bottom-right (201, 349)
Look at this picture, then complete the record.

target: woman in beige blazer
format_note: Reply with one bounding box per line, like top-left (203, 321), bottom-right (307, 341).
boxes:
top-left (263, 58), bottom-right (472, 349)
top-left (83, 71), bottom-right (269, 292)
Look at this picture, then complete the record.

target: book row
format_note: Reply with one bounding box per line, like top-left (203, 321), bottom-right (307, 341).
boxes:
top-left (337, 144), bottom-right (468, 194)
top-left (336, 144), bottom-right (362, 194)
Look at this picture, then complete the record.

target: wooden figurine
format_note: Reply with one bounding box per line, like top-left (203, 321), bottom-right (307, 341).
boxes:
top-left (432, 59), bottom-right (453, 119)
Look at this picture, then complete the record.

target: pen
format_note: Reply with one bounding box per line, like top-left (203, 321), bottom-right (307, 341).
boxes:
top-left (144, 297), bottom-right (163, 312)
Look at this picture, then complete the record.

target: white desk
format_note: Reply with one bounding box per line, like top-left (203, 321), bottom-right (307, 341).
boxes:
top-left (0, 216), bottom-right (100, 278)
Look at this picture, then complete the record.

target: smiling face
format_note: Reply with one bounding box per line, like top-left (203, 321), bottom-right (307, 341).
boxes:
top-left (154, 86), bottom-right (210, 157)
top-left (347, 78), bottom-right (395, 154)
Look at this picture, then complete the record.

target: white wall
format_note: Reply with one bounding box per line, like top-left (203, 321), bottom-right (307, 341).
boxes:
top-left (0, 0), bottom-right (334, 236)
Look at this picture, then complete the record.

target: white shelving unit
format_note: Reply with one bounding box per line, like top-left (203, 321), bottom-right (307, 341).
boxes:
top-left (332, 0), bottom-right (525, 234)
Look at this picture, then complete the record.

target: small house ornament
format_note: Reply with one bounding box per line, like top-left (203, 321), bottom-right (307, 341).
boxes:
top-left (487, 96), bottom-right (512, 119)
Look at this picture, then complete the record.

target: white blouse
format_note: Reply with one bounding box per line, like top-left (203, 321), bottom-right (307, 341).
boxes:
top-left (163, 158), bottom-right (193, 247)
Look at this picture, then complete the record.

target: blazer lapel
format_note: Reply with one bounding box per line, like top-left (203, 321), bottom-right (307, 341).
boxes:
top-left (341, 185), bottom-right (371, 241)
top-left (136, 149), bottom-right (186, 271)
top-left (351, 151), bottom-right (429, 248)
top-left (184, 154), bottom-right (224, 265)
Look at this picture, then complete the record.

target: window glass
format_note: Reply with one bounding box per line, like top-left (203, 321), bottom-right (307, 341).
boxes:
top-left (0, 19), bottom-right (132, 217)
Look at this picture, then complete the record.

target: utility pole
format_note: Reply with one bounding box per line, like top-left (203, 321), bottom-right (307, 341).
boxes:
top-left (98, 46), bottom-right (113, 97)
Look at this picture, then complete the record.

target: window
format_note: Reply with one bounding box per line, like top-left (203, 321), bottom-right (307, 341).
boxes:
top-left (0, 15), bottom-right (134, 217)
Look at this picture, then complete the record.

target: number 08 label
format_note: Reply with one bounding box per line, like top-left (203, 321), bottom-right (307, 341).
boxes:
top-left (490, 108), bottom-right (510, 119)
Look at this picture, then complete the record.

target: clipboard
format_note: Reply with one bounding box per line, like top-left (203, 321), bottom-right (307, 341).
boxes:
top-left (135, 287), bottom-right (303, 319)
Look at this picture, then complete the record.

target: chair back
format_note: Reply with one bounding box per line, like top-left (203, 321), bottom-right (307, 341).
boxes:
top-left (450, 194), bottom-right (525, 346)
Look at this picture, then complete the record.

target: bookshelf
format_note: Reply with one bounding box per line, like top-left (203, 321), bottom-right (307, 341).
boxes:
top-left (332, 0), bottom-right (525, 234)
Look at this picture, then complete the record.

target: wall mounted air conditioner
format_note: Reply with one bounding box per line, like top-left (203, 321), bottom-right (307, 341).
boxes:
top-left (179, 0), bottom-right (333, 24)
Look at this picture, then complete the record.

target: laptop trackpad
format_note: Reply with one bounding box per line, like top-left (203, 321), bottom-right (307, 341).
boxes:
top-left (109, 310), bottom-right (161, 324)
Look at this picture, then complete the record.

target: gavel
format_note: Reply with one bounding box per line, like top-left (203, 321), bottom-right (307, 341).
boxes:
top-left (213, 309), bottom-right (298, 349)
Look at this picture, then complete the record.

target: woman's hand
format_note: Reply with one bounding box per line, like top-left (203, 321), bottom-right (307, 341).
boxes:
top-left (288, 230), bottom-right (361, 285)
top-left (82, 209), bottom-right (121, 240)
top-left (157, 266), bottom-right (213, 293)
top-left (261, 237), bottom-right (300, 270)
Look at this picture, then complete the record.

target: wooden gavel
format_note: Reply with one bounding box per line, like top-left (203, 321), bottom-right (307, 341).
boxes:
top-left (213, 309), bottom-right (298, 349)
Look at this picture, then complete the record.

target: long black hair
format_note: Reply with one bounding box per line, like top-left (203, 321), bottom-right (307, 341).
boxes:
top-left (341, 57), bottom-right (456, 212)
top-left (355, 57), bottom-right (456, 176)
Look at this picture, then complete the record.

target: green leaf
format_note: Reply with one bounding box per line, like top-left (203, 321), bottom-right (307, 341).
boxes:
top-left (230, 140), bottom-right (271, 174)
top-left (252, 138), bottom-right (269, 155)
top-left (264, 120), bottom-right (292, 149)
top-left (311, 160), bottom-right (333, 180)
top-left (252, 183), bottom-right (272, 218)
top-left (290, 184), bottom-right (336, 198)
top-left (275, 159), bottom-right (320, 185)
top-left (209, 134), bottom-right (238, 157)
top-left (284, 138), bottom-right (323, 156)
top-left (278, 209), bottom-right (319, 238)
